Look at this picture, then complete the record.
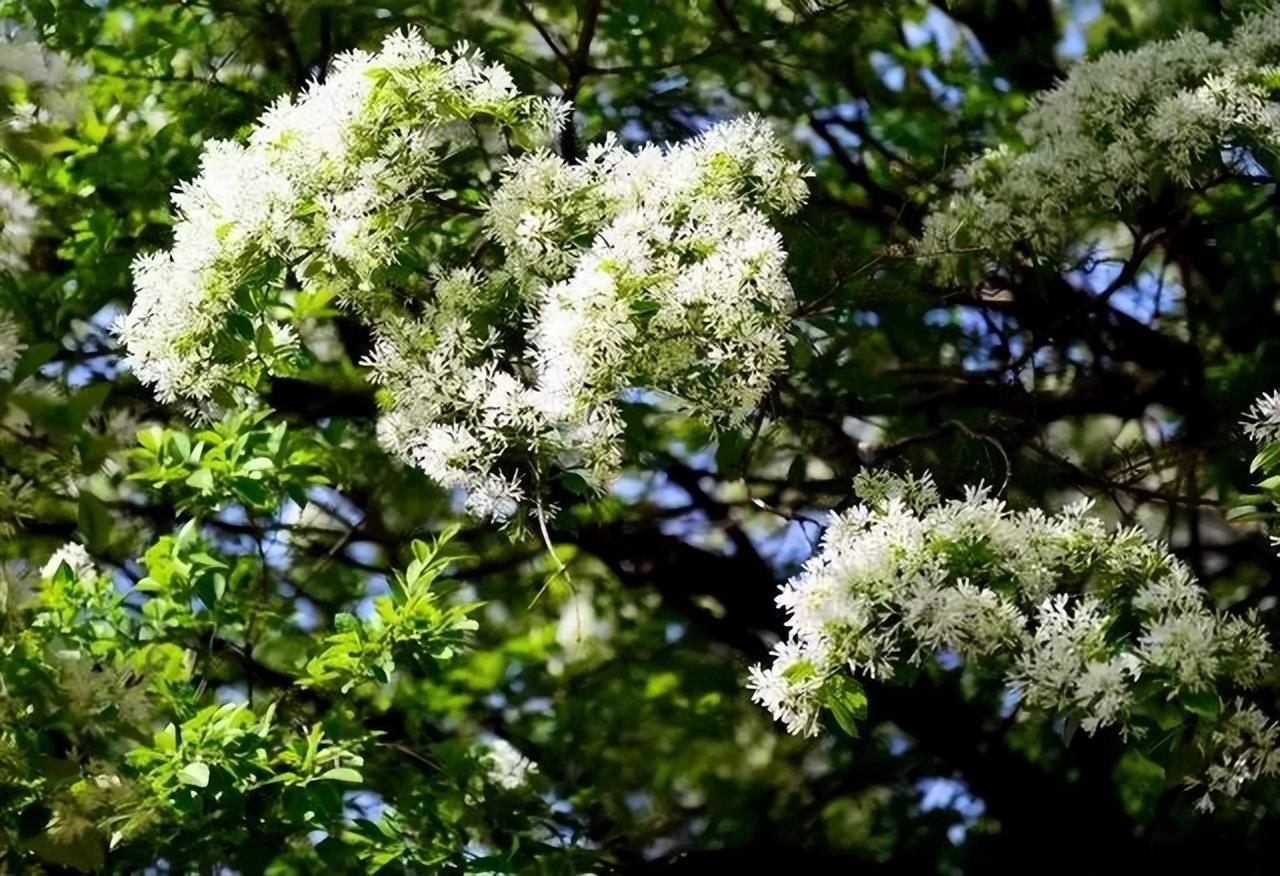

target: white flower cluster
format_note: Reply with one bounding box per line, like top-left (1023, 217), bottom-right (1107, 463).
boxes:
top-left (1195, 702), bottom-right (1280, 811)
top-left (1243, 389), bottom-right (1280, 445)
top-left (0, 28), bottom-right (88, 131)
top-left (117, 31), bottom-right (559, 404)
top-left (0, 308), bottom-right (24, 379)
top-left (0, 177), bottom-right (37, 273)
top-left (119, 28), bottom-right (808, 519)
top-left (493, 117), bottom-right (807, 427)
top-left (920, 3), bottom-right (1280, 279)
top-left (366, 267), bottom-right (545, 520)
top-left (1240, 390), bottom-right (1280, 557)
top-left (370, 117), bottom-right (808, 518)
top-left (40, 541), bottom-right (96, 580)
top-left (0, 44), bottom-right (57, 364)
top-left (748, 473), bottom-right (1275, 804)
top-left (477, 737), bottom-right (538, 790)
top-left (0, 31), bottom-right (65, 278)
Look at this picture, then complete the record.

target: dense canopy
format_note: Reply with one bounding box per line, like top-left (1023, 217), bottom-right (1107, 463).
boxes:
top-left (4, 0), bottom-right (1280, 873)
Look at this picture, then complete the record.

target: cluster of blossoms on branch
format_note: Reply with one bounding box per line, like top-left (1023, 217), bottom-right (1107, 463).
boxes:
top-left (39, 541), bottom-right (95, 581)
top-left (920, 2), bottom-right (1280, 279)
top-left (117, 31), bottom-right (560, 406)
top-left (0, 308), bottom-right (24, 379)
top-left (0, 29), bottom-right (80, 279)
top-left (372, 118), bottom-right (808, 517)
top-left (118, 30), bottom-right (808, 519)
top-left (0, 33), bottom-right (75, 369)
top-left (1243, 389), bottom-right (1280, 446)
top-left (0, 178), bottom-right (36, 274)
top-left (1238, 389), bottom-right (1280, 554)
top-left (748, 472), bottom-right (1278, 809)
top-left (475, 737), bottom-right (539, 791)
top-left (0, 27), bottom-right (87, 131)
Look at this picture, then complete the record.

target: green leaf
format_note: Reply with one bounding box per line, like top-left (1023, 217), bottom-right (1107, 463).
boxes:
top-left (1165, 742), bottom-right (1203, 788)
top-left (1062, 717), bottom-right (1080, 747)
top-left (77, 491), bottom-right (112, 554)
top-left (227, 312), bottom-right (255, 340)
top-left (715, 429), bottom-right (749, 473)
top-left (26, 829), bottom-right (104, 872)
top-left (820, 675), bottom-right (867, 738)
top-left (67, 383), bottom-right (111, 425)
top-left (195, 572), bottom-right (227, 607)
top-left (136, 426), bottom-right (164, 453)
top-left (233, 477), bottom-right (271, 506)
top-left (185, 467), bottom-right (215, 491)
top-left (154, 723), bottom-right (177, 753)
top-left (256, 321), bottom-right (279, 354)
top-left (1226, 504), bottom-right (1265, 522)
top-left (387, 575), bottom-right (407, 606)
top-left (781, 659), bottom-right (816, 683)
top-left (786, 454), bottom-right (808, 485)
top-left (1251, 441), bottom-right (1280, 473)
top-left (319, 766), bottom-right (364, 783)
top-left (177, 762), bottom-right (210, 788)
top-left (559, 471), bottom-right (591, 496)
top-left (11, 342), bottom-right (57, 384)
top-left (170, 431), bottom-right (192, 461)
top-left (629, 296), bottom-right (659, 316)
top-left (1179, 690), bottom-right (1223, 720)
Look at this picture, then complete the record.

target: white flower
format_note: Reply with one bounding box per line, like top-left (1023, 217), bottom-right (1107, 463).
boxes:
top-left (750, 471), bottom-right (1275, 805)
top-left (1243, 389), bottom-right (1280, 445)
top-left (0, 29), bottom-right (88, 128)
top-left (463, 472), bottom-right (524, 521)
top-left (1138, 611), bottom-right (1220, 691)
top-left (41, 541), bottom-right (96, 580)
top-left (118, 30), bottom-right (556, 406)
top-left (919, 7), bottom-right (1280, 278)
top-left (901, 577), bottom-right (1024, 661)
top-left (1073, 653), bottom-right (1141, 733)
top-left (1195, 702), bottom-right (1280, 808)
top-left (1013, 594), bottom-right (1112, 714)
top-left (478, 737), bottom-right (538, 790)
top-left (0, 308), bottom-right (24, 379)
top-left (119, 26), bottom-right (808, 519)
top-left (747, 640), bottom-right (826, 737)
top-left (375, 114), bottom-right (806, 516)
top-left (0, 178), bottom-right (37, 273)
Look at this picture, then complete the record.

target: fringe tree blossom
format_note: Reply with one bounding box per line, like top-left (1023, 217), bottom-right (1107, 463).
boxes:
top-left (0, 309), bottom-right (23, 379)
top-left (749, 472), bottom-right (1276, 807)
top-left (0, 31), bottom-right (65, 279)
top-left (1238, 389), bottom-right (1280, 554)
top-left (920, 3), bottom-right (1280, 279)
top-left (117, 31), bottom-right (559, 405)
top-left (1197, 703), bottom-right (1280, 812)
top-left (492, 118), bottom-right (807, 427)
top-left (119, 30), bottom-right (808, 519)
top-left (0, 178), bottom-right (36, 273)
top-left (477, 737), bottom-right (538, 790)
top-left (40, 541), bottom-right (96, 581)
top-left (1243, 389), bottom-right (1280, 445)
top-left (370, 118), bottom-right (808, 518)
top-left (0, 28), bottom-right (88, 131)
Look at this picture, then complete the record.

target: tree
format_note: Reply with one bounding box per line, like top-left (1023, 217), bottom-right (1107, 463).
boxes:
top-left (2, 0), bottom-right (1280, 872)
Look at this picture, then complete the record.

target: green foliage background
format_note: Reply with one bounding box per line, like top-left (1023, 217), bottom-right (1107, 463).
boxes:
top-left (3, 0), bottom-right (1280, 872)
